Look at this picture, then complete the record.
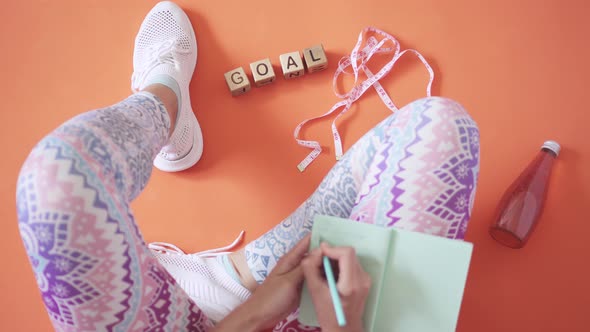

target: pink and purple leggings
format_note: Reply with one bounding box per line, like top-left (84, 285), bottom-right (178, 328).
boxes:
top-left (17, 94), bottom-right (479, 331)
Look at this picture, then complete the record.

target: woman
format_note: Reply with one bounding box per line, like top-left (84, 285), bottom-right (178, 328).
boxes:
top-left (16, 2), bottom-right (479, 331)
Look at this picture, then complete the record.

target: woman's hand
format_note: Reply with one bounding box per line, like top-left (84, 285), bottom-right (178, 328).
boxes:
top-left (212, 235), bottom-right (310, 332)
top-left (302, 243), bottom-right (372, 332)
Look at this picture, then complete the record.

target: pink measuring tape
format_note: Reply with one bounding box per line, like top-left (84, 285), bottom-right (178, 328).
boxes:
top-left (294, 27), bottom-right (435, 172)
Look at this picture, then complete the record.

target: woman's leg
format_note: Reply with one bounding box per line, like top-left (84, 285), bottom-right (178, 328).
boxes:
top-left (347, 97), bottom-right (479, 234)
top-left (16, 90), bottom-right (212, 331)
top-left (240, 97), bottom-right (479, 331)
top-left (245, 97), bottom-right (479, 284)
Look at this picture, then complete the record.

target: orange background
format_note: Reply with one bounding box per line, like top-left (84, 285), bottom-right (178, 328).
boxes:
top-left (1, 0), bottom-right (589, 331)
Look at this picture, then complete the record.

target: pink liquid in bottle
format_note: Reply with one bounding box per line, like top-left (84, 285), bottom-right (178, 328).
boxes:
top-left (489, 140), bottom-right (560, 248)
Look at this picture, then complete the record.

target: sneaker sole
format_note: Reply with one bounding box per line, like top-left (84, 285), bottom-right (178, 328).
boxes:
top-left (153, 111), bottom-right (203, 172)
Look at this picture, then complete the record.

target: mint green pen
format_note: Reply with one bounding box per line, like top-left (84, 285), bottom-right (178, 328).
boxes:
top-left (323, 255), bottom-right (347, 327)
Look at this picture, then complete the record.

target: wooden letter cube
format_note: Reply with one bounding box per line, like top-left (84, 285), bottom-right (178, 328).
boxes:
top-left (303, 44), bottom-right (328, 73)
top-left (279, 51), bottom-right (305, 79)
top-left (224, 67), bottom-right (251, 96)
top-left (250, 58), bottom-right (276, 87)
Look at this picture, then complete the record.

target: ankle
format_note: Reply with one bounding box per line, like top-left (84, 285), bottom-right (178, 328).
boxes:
top-left (229, 250), bottom-right (259, 292)
top-left (142, 84), bottom-right (178, 136)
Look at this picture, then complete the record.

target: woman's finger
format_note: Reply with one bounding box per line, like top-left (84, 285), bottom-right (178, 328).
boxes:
top-left (273, 235), bottom-right (311, 274)
top-left (301, 248), bottom-right (327, 294)
top-left (320, 243), bottom-right (358, 296)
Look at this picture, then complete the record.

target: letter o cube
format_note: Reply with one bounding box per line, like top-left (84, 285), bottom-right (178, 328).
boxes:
top-left (250, 58), bottom-right (276, 87)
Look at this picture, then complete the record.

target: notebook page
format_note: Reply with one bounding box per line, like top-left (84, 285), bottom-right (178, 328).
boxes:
top-left (373, 230), bottom-right (473, 332)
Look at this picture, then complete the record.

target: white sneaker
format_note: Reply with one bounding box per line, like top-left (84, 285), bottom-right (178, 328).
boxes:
top-left (148, 232), bottom-right (251, 323)
top-left (131, 1), bottom-right (203, 172)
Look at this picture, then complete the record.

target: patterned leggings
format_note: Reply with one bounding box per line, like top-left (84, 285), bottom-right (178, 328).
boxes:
top-left (16, 93), bottom-right (479, 331)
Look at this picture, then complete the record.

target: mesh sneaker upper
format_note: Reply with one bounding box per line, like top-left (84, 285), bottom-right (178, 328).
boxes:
top-left (133, 2), bottom-right (196, 88)
top-left (150, 248), bottom-right (251, 323)
top-left (135, 10), bottom-right (192, 53)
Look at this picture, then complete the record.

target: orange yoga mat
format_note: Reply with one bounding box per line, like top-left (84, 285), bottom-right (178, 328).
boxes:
top-left (1, 0), bottom-right (588, 331)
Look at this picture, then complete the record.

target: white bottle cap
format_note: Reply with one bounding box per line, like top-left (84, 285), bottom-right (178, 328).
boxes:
top-left (541, 140), bottom-right (560, 156)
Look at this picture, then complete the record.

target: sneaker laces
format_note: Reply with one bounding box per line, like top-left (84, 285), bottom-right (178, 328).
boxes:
top-left (148, 231), bottom-right (246, 258)
top-left (131, 38), bottom-right (190, 92)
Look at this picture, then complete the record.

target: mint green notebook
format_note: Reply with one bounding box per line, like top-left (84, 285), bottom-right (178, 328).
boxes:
top-left (298, 215), bottom-right (473, 332)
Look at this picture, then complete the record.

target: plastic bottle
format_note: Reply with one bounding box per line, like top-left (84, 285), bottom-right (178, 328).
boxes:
top-left (489, 140), bottom-right (560, 248)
